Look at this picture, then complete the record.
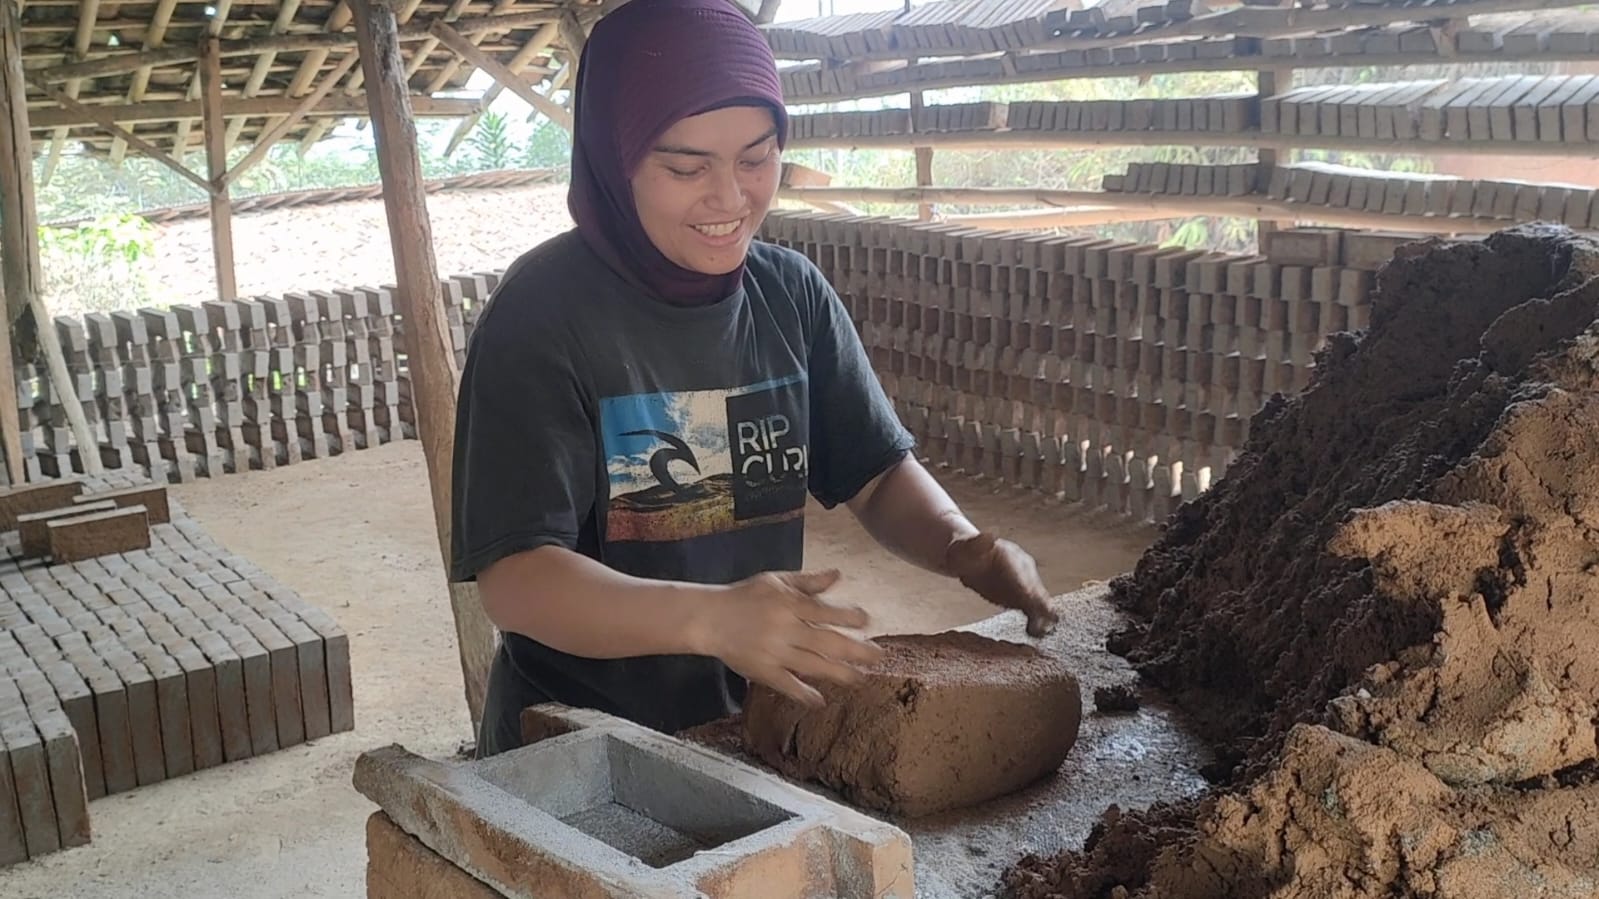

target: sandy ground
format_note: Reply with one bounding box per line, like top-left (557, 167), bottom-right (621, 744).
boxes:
top-left (1, 439), bottom-right (1153, 899)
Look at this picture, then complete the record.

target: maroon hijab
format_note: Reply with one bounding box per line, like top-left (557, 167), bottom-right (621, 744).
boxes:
top-left (567, 0), bottom-right (789, 305)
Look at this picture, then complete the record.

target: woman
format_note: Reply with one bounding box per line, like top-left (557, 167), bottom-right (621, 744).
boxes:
top-left (449, 0), bottom-right (1061, 758)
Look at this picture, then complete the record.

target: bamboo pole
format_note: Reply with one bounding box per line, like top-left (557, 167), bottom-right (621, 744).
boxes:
top-left (351, 0), bottom-right (495, 731)
top-left (939, 205), bottom-right (1192, 228)
top-left (776, 185), bottom-right (1517, 235)
top-left (785, 126), bottom-right (1599, 159)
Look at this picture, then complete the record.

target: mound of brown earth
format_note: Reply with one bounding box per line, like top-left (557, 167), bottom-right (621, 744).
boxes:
top-left (742, 631), bottom-right (1083, 818)
top-left (1004, 223), bottom-right (1599, 898)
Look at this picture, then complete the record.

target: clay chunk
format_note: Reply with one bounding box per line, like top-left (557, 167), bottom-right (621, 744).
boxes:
top-left (742, 631), bottom-right (1082, 818)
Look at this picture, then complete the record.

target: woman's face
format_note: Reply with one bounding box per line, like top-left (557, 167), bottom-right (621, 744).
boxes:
top-left (630, 104), bottom-right (781, 276)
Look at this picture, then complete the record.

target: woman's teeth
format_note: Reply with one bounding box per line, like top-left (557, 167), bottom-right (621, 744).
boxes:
top-left (693, 220), bottom-right (741, 237)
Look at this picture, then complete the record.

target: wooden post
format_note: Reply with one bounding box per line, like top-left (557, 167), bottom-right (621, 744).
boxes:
top-left (352, 0), bottom-right (495, 731)
top-left (0, 0), bottom-right (32, 483)
top-left (201, 38), bottom-right (238, 301)
top-left (2, 0), bottom-right (101, 479)
top-left (1255, 66), bottom-right (1292, 242)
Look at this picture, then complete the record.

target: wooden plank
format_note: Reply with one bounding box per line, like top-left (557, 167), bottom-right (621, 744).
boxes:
top-left (352, 0), bottom-right (494, 731)
top-left (201, 38), bottom-right (237, 302)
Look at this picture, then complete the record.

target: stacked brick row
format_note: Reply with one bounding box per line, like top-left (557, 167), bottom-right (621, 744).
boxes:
top-left (1263, 74), bottom-right (1599, 144)
top-left (12, 273), bottom-right (502, 487)
top-left (1265, 162), bottom-right (1599, 230)
top-left (0, 472), bottom-right (354, 865)
top-left (758, 210), bottom-right (1382, 524)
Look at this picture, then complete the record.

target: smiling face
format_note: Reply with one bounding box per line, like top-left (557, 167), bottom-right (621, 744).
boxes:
top-left (628, 104), bottom-right (781, 277)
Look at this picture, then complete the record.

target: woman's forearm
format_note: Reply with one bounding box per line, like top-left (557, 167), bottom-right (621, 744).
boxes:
top-left (476, 545), bottom-right (715, 659)
top-left (846, 456), bottom-right (980, 576)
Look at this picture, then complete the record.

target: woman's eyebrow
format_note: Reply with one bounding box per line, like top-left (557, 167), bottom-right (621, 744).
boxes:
top-left (652, 127), bottom-right (779, 157)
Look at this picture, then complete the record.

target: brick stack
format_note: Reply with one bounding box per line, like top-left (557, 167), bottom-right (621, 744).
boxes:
top-left (9, 274), bottom-right (502, 488)
top-left (759, 211), bottom-right (1384, 524)
top-left (0, 473), bottom-right (354, 865)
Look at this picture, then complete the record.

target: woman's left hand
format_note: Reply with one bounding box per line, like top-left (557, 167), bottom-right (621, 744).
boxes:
top-left (945, 532), bottom-right (1059, 638)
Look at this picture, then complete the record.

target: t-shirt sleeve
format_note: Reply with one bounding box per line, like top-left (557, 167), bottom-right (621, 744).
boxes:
top-left (449, 307), bottom-right (597, 582)
top-left (802, 261), bottom-right (916, 509)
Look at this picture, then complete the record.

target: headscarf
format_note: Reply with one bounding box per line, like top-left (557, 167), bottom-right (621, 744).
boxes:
top-left (567, 0), bottom-right (789, 305)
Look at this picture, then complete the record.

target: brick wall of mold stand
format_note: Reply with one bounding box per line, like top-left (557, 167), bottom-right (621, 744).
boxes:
top-left (757, 210), bottom-right (1377, 525)
top-left (9, 212), bottom-right (1376, 527)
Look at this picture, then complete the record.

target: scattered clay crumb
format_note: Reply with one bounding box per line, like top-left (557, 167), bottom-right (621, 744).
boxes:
top-left (1093, 685), bottom-right (1140, 714)
top-left (1003, 224), bottom-right (1599, 898)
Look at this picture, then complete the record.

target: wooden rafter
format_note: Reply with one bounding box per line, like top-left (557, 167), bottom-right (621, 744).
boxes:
top-left (26, 74), bottom-right (218, 195)
top-left (430, 20), bottom-right (572, 131)
top-left (29, 94), bottom-right (479, 129)
top-left (444, 19), bottom-right (559, 155)
top-left (40, 0), bottom-right (100, 184)
top-left (219, 51), bottom-right (362, 190)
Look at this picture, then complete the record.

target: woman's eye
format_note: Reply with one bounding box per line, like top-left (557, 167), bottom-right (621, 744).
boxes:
top-left (667, 167), bottom-right (702, 178)
top-left (739, 153), bottom-right (772, 169)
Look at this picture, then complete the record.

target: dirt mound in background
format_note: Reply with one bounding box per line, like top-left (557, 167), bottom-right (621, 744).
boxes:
top-left (1004, 224), bottom-right (1599, 898)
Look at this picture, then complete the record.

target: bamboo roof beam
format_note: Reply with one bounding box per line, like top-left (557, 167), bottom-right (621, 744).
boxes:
top-left (225, 0), bottom-right (307, 155)
top-left (218, 50), bottom-right (360, 189)
top-left (27, 93), bottom-right (479, 129)
top-left (170, 0), bottom-right (236, 168)
top-left (116, 0), bottom-right (179, 165)
top-left (444, 19), bottom-right (559, 156)
top-left (30, 12), bottom-right (567, 85)
top-left (430, 19), bottom-right (572, 131)
top-left (422, 0), bottom-right (513, 94)
top-left (26, 73), bottom-right (217, 195)
top-left (40, 0), bottom-right (98, 185)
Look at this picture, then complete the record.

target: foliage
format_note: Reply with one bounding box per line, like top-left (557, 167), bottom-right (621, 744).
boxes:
top-left (467, 111), bottom-right (518, 171)
top-left (37, 214), bottom-right (159, 316)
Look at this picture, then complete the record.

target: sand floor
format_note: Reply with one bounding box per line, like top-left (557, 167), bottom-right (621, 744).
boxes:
top-left (1, 439), bottom-right (1155, 899)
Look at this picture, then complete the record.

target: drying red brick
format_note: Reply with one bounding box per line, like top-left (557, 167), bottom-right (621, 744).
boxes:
top-left (1003, 224), bottom-right (1599, 897)
top-left (47, 506), bottom-right (152, 563)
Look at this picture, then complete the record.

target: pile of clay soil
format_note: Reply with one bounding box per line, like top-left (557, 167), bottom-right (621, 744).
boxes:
top-left (1004, 223), bottom-right (1599, 899)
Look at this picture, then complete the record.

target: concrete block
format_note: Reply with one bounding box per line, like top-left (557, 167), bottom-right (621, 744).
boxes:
top-left (355, 705), bottom-right (914, 899)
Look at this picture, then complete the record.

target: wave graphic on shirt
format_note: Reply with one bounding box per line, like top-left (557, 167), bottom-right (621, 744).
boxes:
top-left (600, 375), bottom-right (808, 544)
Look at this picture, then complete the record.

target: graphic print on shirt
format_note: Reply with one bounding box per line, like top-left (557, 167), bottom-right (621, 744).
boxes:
top-left (600, 374), bottom-right (809, 543)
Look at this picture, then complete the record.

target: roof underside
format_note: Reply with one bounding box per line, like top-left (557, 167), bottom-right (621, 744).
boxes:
top-left (18, 0), bottom-right (598, 159)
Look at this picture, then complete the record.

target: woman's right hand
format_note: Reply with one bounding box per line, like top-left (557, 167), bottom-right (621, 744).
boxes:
top-left (693, 569), bottom-right (884, 708)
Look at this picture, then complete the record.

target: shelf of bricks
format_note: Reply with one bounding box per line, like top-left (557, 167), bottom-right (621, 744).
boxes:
top-left (760, 0), bottom-right (1599, 523)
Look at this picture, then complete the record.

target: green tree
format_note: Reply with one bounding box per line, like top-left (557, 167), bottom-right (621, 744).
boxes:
top-left (466, 111), bottom-right (518, 171)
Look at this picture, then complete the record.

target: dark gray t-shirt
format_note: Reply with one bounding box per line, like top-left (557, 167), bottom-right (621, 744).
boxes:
top-left (449, 228), bottom-right (913, 736)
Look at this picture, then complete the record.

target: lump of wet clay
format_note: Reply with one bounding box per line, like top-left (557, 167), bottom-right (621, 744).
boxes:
top-left (741, 630), bottom-right (1082, 818)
